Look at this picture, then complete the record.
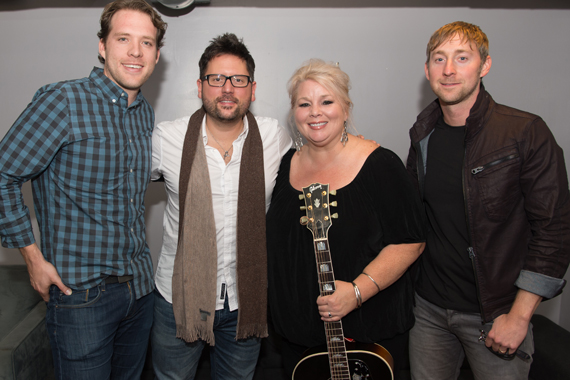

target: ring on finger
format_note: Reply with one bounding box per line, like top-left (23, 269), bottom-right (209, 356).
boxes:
top-left (328, 312), bottom-right (332, 318)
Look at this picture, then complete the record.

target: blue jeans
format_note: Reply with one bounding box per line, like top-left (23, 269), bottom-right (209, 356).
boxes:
top-left (151, 289), bottom-right (261, 380)
top-left (409, 293), bottom-right (533, 380)
top-left (46, 281), bottom-right (153, 380)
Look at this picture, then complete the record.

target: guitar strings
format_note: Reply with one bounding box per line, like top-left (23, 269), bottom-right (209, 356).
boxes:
top-left (309, 192), bottom-right (349, 379)
top-left (316, 241), bottom-right (350, 379)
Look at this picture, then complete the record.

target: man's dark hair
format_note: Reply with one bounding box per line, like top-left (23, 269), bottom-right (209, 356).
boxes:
top-left (97, 0), bottom-right (167, 64)
top-left (199, 33), bottom-right (255, 80)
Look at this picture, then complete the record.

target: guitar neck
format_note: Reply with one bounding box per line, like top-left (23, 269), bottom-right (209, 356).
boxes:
top-left (297, 183), bottom-right (394, 380)
top-left (314, 238), bottom-right (351, 380)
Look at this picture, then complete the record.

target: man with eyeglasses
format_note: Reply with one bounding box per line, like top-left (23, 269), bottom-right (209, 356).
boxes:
top-left (150, 33), bottom-right (291, 379)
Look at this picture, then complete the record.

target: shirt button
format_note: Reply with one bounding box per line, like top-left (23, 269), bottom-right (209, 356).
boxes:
top-left (130, 169), bottom-right (133, 173)
top-left (131, 228), bottom-right (134, 232)
top-left (112, 99), bottom-right (116, 103)
top-left (130, 199), bottom-right (133, 203)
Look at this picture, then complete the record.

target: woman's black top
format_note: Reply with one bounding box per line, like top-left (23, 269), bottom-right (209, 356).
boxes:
top-left (267, 147), bottom-right (426, 347)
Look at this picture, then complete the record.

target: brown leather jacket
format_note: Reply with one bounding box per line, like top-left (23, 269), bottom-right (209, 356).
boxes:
top-left (406, 85), bottom-right (570, 322)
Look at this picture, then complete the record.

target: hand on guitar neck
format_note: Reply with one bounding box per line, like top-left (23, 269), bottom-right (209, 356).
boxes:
top-left (317, 280), bottom-right (359, 321)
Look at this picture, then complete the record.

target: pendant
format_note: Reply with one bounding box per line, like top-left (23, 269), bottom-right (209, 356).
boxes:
top-left (223, 151), bottom-right (229, 159)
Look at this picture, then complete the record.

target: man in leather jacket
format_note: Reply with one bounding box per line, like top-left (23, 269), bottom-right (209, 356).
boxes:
top-left (406, 21), bottom-right (570, 380)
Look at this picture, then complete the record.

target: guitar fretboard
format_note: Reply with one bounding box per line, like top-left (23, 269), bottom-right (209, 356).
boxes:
top-left (315, 237), bottom-right (351, 380)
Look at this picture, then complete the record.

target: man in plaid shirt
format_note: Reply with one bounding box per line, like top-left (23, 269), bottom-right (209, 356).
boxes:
top-left (0, 1), bottom-right (166, 378)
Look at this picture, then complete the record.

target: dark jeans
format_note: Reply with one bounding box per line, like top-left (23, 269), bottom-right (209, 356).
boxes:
top-left (46, 281), bottom-right (153, 380)
top-left (151, 289), bottom-right (261, 380)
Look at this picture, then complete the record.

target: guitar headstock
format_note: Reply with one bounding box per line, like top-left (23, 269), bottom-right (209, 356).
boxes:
top-left (299, 183), bottom-right (338, 240)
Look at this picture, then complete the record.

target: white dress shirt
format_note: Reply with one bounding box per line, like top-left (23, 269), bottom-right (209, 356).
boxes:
top-left (151, 114), bottom-right (292, 311)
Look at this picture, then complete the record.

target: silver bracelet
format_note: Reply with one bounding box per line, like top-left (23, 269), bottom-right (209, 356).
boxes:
top-left (352, 281), bottom-right (362, 308)
top-left (362, 271), bottom-right (381, 292)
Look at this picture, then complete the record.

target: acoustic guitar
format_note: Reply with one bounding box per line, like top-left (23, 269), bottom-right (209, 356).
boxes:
top-left (293, 183), bottom-right (394, 380)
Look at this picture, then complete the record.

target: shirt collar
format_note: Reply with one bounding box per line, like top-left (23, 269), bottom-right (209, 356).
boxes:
top-left (201, 114), bottom-right (250, 143)
top-left (89, 67), bottom-right (144, 108)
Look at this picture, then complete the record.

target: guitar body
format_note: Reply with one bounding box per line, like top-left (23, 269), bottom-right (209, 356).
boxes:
top-left (293, 341), bottom-right (394, 380)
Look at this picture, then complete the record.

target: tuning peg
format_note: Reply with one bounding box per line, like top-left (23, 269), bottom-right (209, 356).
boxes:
top-left (330, 190), bottom-right (337, 196)
top-left (299, 194), bottom-right (305, 200)
top-left (331, 213), bottom-right (339, 219)
top-left (300, 206), bottom-right (307, 210)
top-left (330, 201), bottom-right (337, 207)
top-left (300, 216), bottom-right (309, 225)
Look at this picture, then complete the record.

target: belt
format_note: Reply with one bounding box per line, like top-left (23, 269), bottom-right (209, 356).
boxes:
top-left (104, 275), bottom-right (134, 284)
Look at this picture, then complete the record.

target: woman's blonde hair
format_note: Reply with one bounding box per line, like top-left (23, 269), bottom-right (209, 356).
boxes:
top-left (287, 59), bottom-right (355, 143)
top-left (288, 59), bottom-right (353, 116)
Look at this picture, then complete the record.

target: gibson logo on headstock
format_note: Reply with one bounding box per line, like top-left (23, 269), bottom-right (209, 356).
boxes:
top-left (309, 184), bottom-right (323, 193)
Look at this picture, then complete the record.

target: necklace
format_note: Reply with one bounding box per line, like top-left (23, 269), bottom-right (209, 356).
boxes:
top-left (207, 126), bottom-right (233, 161)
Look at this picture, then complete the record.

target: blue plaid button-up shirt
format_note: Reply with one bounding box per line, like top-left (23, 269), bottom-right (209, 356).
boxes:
top-left (0, 67), bottom-right (154, 298)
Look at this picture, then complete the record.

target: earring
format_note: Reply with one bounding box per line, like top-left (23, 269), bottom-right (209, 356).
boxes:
top-left (295, 130), bottom-right (304, 152)
top-left (340, 121), bottom-right (348, 147)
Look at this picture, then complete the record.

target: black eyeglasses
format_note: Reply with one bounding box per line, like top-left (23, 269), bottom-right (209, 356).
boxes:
top-left (201, 74), bottom-right (252, 88)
